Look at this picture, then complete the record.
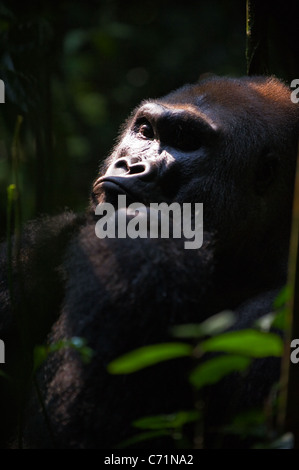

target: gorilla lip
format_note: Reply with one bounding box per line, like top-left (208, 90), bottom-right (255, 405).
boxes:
top-left (98, 178), bottom-right (128, 194)
top-left (96, 177), bottom-right (138, 203)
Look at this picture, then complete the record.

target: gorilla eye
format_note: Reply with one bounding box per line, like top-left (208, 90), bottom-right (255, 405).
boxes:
top-left (135, 120), bottom-right (154, 139)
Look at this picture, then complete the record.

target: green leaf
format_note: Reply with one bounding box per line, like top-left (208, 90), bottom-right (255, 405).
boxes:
top-left (189, 355), bottom-right (251, 389)
top-left (254, 312), bottom-right (275, 332)
top-left (107, 342), bottom-right (192, 374)
top-left (224, 410), bottom-right (266, 438)
top-left (255, 310), bottom-right (287, 332)
top-left (200, 329), bottom-right (283, 357)
top-left (172, 310), bottom-right (236, 338)
top-left (133, 410), bottom-right (200, 430)
top-left (273, 285), bottom-right (292, 310)
top-left (33, 345), bottom-right (49, 371)
top-left (7, 183), bottom-right (17, 202)
top-left (271, 308), bottom-right (288, 330)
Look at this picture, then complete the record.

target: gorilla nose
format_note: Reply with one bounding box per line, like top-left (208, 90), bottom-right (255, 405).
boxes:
top-left (93, 156), bottom-right (178, 205)
top-left (105, 157), bottom-right (157, 181)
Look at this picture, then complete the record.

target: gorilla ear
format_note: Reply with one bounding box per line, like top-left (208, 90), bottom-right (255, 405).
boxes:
top-left (255, 151), bottom-right (278, 194)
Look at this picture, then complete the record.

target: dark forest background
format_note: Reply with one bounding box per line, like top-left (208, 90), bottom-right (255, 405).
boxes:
top-left (0, 0), bottom-right (246, 237)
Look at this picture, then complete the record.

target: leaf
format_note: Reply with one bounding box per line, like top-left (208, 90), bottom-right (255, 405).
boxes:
top-left (65, 337), bottom-right (94, 364)
top-left (255, 310), bottom-right (287, 332)
top-left (7, 183), bottom-right (17, 202)
top-left (172, 310), bottom-right (236, 338)
top-left (33, 337), bottom-right (93, 371)
top-left (33, 345), bottom-right (49, 371)
top-left (107, 342), bottom-right (192, 374)
top-left (133, 410), bottom-right (200, 430)
top-left (271, 308), bottom-right (288, 331)
top-left (200, 329), bottom-right (283, 358)
top-left (273, 285), bottom-right (292, 310)
top-left (189, 355), bottom-right (251, 389)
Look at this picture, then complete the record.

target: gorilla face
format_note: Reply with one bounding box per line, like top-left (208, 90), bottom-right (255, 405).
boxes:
top-left (92, 76), bottom-right (299, 264)
top-left (93, 99), bottom-right (218, 206)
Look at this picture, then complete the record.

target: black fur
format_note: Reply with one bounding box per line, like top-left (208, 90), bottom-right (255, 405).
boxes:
top-left (0, 76), bottom-right (298, 448)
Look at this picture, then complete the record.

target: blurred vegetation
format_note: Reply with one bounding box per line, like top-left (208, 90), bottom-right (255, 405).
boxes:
top-left (107, 309), bottom-right (287, 448)
top-left (0, 0), bottom-right (245, 237)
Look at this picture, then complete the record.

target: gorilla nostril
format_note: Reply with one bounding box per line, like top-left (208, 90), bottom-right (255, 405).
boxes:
top-left (106, 157), bottom-right (157, 181)
top-left (129, 163), bottom-right (147, 175)
top-left (129, 160), bottom-right (158, 181)
top-left (113, 158), bottom-right (147, 176)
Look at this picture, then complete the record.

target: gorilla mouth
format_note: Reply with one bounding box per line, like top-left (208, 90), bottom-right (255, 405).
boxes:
top-left (94, 177), bottom-right (139, 205)
top-left (99, 178), bottom-right (128, 194)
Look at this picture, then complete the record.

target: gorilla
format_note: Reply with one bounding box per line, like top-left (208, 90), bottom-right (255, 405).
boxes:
top-left (0, 75), bottom-right (298, 449)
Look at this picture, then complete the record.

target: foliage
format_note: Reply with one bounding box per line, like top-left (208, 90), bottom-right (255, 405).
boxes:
top-left (33, 337), bottom-right (94, 372)
top-left (108, 302), bottom-right (288, 448)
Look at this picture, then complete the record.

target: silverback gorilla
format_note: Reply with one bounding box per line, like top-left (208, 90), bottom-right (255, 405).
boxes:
top-left (0, 75), bottom-right (299, 449)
